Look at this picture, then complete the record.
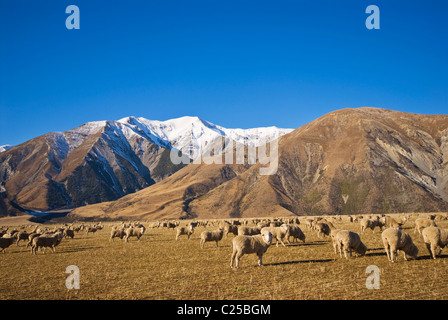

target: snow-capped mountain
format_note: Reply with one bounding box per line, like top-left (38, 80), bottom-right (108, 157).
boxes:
top-left (0, 145), bottom-right (13, 153)
top-left (0, 116), bottom-right (293, 216)
top-left (117, 116), bottom-right (293, 159)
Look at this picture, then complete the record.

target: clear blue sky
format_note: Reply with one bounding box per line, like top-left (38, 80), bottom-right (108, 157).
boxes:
top-left (1, 0), bottom-right (447, 146)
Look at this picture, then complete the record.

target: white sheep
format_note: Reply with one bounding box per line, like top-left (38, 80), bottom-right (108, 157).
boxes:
top-left (223, 224), bottom-right (239, 238)
top-left (381, 216), bottom-right (402, 229)
top-left (282, 224), bottom-right (305, 243)
top-left (330, 229), bottom-right (344, 254)
top-left (200, 228), bottom-right (224, 248)
top-left (360, 217), bottom-right (384, 233)
top-left (334, 230), bottom-right (367, 259)
top-left (110, 227), bottom-right (126, 242)
top-left (422, 226), bottom-right (448, 259)
top-left (414, 218), bottom-right (437, 235)
top-left (382, 228), bottom-right (419, 262)
top-left (124, 224), bottom-right (146, 242)
top-left (176, 224), bottom-right (195, 240)
top-left (260, 226), bottom-right (289, 247)
top-left (31, 232), bottom-right (64, 255)
top-left (230, 230), bottom-right (273, 268)
top-left (237, 226), bottom-right (261, 236)
top-left (314, 222), bottom-right (331, 238)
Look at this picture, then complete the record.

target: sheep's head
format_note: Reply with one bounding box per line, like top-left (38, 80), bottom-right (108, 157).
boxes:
top-left (406, 244), bottom-right (419, 260)
top-left (261, 231), bottom-right (273, 246)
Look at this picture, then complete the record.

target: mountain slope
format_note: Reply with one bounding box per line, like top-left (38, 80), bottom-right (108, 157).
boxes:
top-left (0, 116), bottom-right (291, 216)
top-left (69, 107), bottom-right (448, 220)
top-left (190, 108), bottom-right (448, 217)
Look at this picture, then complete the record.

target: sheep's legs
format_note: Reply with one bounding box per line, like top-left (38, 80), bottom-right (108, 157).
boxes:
top-left (230, 250), bottom-right (237, 268)
top-left (257, 253), bottom-right (263, 266)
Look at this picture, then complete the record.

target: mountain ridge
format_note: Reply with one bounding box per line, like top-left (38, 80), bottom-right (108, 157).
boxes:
top-left (0, 115), bottom-right (292, 216)
top-left (69, 107), bottom-right (448, 220)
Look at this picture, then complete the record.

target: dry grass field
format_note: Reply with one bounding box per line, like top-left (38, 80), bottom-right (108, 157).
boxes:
top-left (1, 213), bottom-right (448, 300)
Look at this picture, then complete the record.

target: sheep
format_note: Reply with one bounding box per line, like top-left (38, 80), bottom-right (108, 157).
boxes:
top-left (31, 232), bottom-right (64, 255)
top-left (26, 232), bottom-right (42, 248)
top-left (381, 216), bottom-right (402, 229)
top-left (14, 230), bottom-right (30, 246)
top-left (334, 230), bottom-right (367, 259)
top-left (422, 226), bottom-right (448, 259)
top-left (260, 226), bottom-right (289, 247)
top-left (223, 224), bottom-right (239, 238)
top-left (382, 228), bottom-right (418, 262)
top-left (283, 224), bottom-right (305, 243)
top-left (330, 229), bottom-right (344, 254)
top-left (176, 224), bottom-right (195, 240)
top-left (414, 218), bottom-right (437, 235)
top-left (360, 217), bottom-right (384, 233)
top-left (230, 230), bottom-right (273, 268)
top-left (238, 226), bottom-right (261, 236)
top-left (314, 222), bottom-right (331, 238)
top-left (63, 228), bottom-right (75, 239)
top-left (124, 224), bottom-right (146, 242)
top-left (200, 228), bottom-right (224, 248)
top-left (85, 226), bottom-right (99, 235)
top-left (110, 227), bottom-right (126, 242)
top-left (0, 235), bottom-right (16, 253)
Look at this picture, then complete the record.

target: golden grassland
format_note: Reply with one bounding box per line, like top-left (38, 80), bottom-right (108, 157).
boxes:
top-left (1, 213), bottom-right (448, 300)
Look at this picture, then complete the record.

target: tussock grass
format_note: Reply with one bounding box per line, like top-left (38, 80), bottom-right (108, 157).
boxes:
top-left (1, 214), bottom-right (448, 300)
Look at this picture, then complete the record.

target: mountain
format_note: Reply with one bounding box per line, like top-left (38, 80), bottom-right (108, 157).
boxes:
top-left (117, 116), bottom-right (293, 160)
top-left (0, 116), bottom-right (292, 216)
top-left (69, 108), bottom-right (448, 220)
top-left (0, 145), bottom-right (13, 153)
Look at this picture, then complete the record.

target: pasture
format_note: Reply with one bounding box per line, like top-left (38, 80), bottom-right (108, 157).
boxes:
top-left (1, 213), bottom-right (448, 300)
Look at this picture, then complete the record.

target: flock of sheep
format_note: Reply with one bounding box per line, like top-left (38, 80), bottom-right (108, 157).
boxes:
top-left (165, 213), bottom-right (448, 268)
top-left (0, 223), bottom-right (103, 254)
top-left (1, 213), bottom-right (448, 269)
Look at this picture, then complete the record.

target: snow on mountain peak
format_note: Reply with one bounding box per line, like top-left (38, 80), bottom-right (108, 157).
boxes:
top-left (0, 145), bottom-right (13, 153)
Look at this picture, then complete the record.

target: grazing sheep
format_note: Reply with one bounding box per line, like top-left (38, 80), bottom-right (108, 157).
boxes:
top-left (110, 227), bottom-right (126, 242)
top-left (382, 228), bottom-right (418, 262)
top-left (176, 224), bottom-right (195, 240)
top-left (283, 224), bottom-right (305, 243)
top-left (31, 232), bottom-right (64, 255)
top-left (422, 226), bottom-right (448, 259)
top-left (230, 230), bottom-right (273, 268)
top-left (0, 236), bottom-right (16, 253)
top-left (200, 228), bottom-right (224, 248)
top-left (223, 224), bottom-right (239, 238)
top-left (124, 225), bottom-right (146, 242)
top-left (330, 229), bottom-right (344, 254)
top-left (414, 218), bottom-right (437, 235)
top-left (360, 217), bottom-right (384, 233)
top-left (261, 226), bottom-right (289, 247)
top-left (315, 222), bottom-right (331, 238)
top-left (382, 216), bottom-right (402, 229)
top-left (238, 226), bottom-right (261, 236)
top-left (334, 230), bottom-right (367, 259)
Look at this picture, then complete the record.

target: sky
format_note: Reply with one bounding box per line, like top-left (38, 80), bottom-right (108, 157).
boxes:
top-left (0, 0), bottom-right (447, 146)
